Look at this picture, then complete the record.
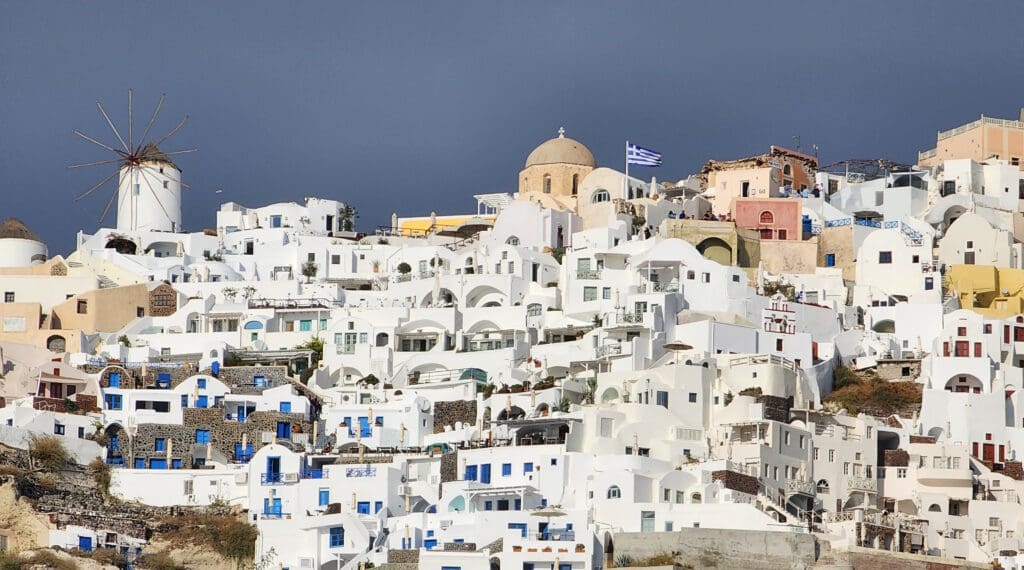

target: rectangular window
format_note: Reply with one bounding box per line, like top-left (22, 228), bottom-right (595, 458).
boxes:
top-left (77, 300), bottom-right (88, 314)
top-left (524, 462), bottom-right (533, 474)
top-left (688, 392), bottom-right (697, 403)
top-left (878, 251), bottom-right (892, 264)
top-left (501, 463), bottom-right (512, 476)
top-left (602, 287), bottom-right (612, 300)
top-left (925, 277), bottom-right (934, 290)
top-left (197, 378), bottom-right (207, 389)
top-left (329, 526), bottom-right (344, 548)
top-left (104, 394), bottom-right (123, 410)
top-left (195, 430), bottom-right (210, 444)
top-left (299, 320), bottom-right (312, 332)
top-left (3, 291), bottom-right (13, 303)
top-left (279, 402), bottom-right (292, 413)
top-left (583, 287), bottom-right (597, 302)
top-left (825, 253), bottom-right (835, 267)
top-left (54, 423), bottom-right (65, 435)
top-left (155, 438), bottom-right (166, 452)
top-left (656, 391), bottom-right (668, 408)
top-left (319, 488), bottom-right (330, 506)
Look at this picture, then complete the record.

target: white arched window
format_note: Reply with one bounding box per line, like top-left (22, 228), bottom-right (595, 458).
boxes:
top-left (607, 485), bottom-right (621, 499)
top-left (592, 189), bottom-right (611, 204)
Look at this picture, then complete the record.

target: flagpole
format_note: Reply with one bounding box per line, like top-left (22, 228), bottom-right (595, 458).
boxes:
top-left (624, 140), bottom-right (629, 199)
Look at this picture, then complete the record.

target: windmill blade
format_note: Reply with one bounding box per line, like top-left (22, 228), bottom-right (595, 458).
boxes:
top-left (76, 168), bottom-right (121, 201)
top-left (180, 181), bottom-right (192, 190)
top-left (135, 94), bottom-right (165, 153)
top-left (128, 89), bottom-right (134, 152)
top-left (151, 115), bottom-right (189, 148)
top-left (73, 130), bottom-right (128, 156)
top-left (96, 100), bottom-right (130, 152)
top-left (67, 157), bottom-right (125, 170)
top-left (99, 184), bottom-right (119, 224)
top-left (162, 148), bottom-right (198, 157)
top-left (138, 168), bottom-right (173, 222)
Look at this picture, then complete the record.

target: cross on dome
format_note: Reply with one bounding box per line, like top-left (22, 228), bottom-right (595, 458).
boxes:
top-left (557, 126), bottom-right (565, 138)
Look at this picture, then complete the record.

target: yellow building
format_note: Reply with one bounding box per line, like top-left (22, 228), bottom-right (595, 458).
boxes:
top-left (918, 109), bottom-right (1024, 169)
top-left (516, 127), bottom-right (597, 211)
top-left (946, 264), bottom-right (1024, 318)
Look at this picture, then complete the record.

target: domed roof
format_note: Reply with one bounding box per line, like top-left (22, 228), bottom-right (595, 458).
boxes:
top-left (524, 128), bottom-right (596, 168)
top-left (0, 218), bottom-right (41, 242)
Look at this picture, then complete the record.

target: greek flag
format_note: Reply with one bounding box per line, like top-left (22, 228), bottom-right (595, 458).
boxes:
top-left (627, 142), bottom-right (662, 167)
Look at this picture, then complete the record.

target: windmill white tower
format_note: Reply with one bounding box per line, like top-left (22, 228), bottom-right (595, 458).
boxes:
top-left (70, 90), bottom-right (194, 233)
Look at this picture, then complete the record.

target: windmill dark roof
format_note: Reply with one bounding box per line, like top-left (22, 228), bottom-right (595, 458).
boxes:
top-left (0, 218), bottom-right (42, 242)
top-left (137, 141), bottom-right (179, 169)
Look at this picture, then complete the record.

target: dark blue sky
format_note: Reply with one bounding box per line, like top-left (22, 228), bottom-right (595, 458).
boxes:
top-left (2, 1), bottom-right (1023, 253)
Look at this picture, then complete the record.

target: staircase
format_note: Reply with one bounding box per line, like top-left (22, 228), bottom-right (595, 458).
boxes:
top-left (97, 275), bottom-right (118, 289)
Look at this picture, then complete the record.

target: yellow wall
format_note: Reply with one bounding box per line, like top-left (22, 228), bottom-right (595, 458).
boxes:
top-left (947, 264), bottom-right (1024, 318)
top-left (51, 284), bottom-right (151, 332)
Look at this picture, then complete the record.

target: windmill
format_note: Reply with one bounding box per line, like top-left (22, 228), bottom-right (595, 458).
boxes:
top-left (69, 90), bottom-right (195, 233)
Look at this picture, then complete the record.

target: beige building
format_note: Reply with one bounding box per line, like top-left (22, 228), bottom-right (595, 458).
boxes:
top-left (700, 146), bottom-right (818, 216)
top-left (918, 109), bottom-right (1024, 169)
top-left (517, 127), bottom-right (597, 210)
top-left (0, 283), bottom-right (158, 353)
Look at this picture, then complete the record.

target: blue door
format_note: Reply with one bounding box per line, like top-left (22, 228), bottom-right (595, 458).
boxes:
top-left (196, 395), bottom-right (208, 408)
top-left (464, 465), bottom-right (477, 481)
top-left (358, 417), bottom-right (371, 437)
top-left (78, 536), bottom-right (93, 551)
top-left (109, 372), bottom-right (120, 388)
top-left (109, 435), bottom-right (119, 452)
top-left (374, 501), bottom-right (383, 513)
top-left (134, 458), bottom-right (145, 469)
top-left (825, 253), bottom-right (836, 267)
top-left (150, 459), bottom-right (167, 469)
top-left (276, 422), bottom-right (291, 439)
top-left (236, 405), bottom-right (246, 421)
top-left (266, 456), bottom-right (281, 482)
top-left (357, 501), bottom-right (370, 515)
top-left (480, 464), bottom-right (491, 484)
top-left (157, 373), bottom-right (171, 388)
top-left (319, 489), bottom-right (330, 506)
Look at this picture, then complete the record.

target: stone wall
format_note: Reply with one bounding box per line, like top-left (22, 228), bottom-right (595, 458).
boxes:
top-left (114, 408), bottom-right (311, 467)
top-left (711, 469), bottom-right (758, 496)
top-left (883, 449), bottom-right (909, 467)
top-left (908, 435), bottom-right (935, 444)
top-left (756, 395), bottom-right (793, 423)
top-left (218, 366), bottom-right (289, 395)
top-left (443, 542), bottom-right (477, 551)
top-left (1003, 461), bottom-right (1023, 481)
top-left (433, 400), bottom-right (477, 434)
top-left (611, 528), bottom-right (816, 569)
top-left (760, 238), bottom-right (819, 275)
top-left (876, 359), bottom-right (921, 382)
top-left (440, 451), bottom-right (458, 483)
top-left (387, 549), bottom-right (420, 564)
top-left (148, 283), bottom-right (177, 317)
top-left (818, 225), bottom-right (855, 281)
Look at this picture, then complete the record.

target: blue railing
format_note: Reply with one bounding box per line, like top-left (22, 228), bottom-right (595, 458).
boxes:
top-left (261, 472), bottom-right (283, 485)
top-left (346, 466), bottom-right (377, 478)
top-left (302, 469), bottom-right (324, 479)
top-left (824, 218), bottom-right (851, 228)
top-left (262, 510), bottom-right (288, 519)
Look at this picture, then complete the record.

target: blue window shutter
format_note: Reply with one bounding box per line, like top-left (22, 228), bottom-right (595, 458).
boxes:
top-left (319, 489), bottom-right (330, 506)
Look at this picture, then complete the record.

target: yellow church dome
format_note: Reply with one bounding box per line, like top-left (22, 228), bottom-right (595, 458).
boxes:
top-left (524, 127), bottom-right (597, 168)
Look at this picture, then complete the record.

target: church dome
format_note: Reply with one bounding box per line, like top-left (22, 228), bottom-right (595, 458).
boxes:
top-left (525, 128), bottom-right (597, 168)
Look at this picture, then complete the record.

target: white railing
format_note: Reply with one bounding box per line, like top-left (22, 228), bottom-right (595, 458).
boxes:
top-left (576, 269), bottom-right (602, 280)
top-left (596, 344), bottom-right (622, 358)
top-left (846, 476), bottom-right (877, 493)
top-left (786, 479), bottom-right (814, 495)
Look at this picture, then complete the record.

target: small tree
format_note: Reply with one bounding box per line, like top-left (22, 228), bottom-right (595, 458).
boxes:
top-left (241, 286), bottom-right (257, 300)
top-left (296, 336), bottom-right (324, 365)
top-left (222, 287), bottom-right (238, 302)
top-left (301, 260), bottom-right (319, 283)
top-left (340, 205), bottom-right (358, 232)
top-left (89, 457), bottom-right (112, 499)
top-left (396, 262), bottom-right (412, 275)
top-left (117, 334), bottom-right (132, 347)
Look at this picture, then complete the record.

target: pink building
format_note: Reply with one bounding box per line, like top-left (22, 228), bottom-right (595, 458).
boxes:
top-left (733, 198), bottom-right (801, 240)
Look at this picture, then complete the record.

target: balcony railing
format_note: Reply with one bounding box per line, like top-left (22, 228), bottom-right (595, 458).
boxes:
top-left (846, 476), bottom-right (877, 493)
top-left (336, 345), bottom-right (356, 355)
top-left (261, 510), bottom-right (289, 519)
top-left (395, 273), bottom-right (412, 283)
top-left (786, 479), bottom-right (815, 495)
top-left (302, 469), bottom-right (324, 480)
top-left (532, 530), bottom-right (576, 541)
top-left (576, 269), bottom-right (602, 280)
top-left (261, 472), bottom-right (283, 485)
top-left (596, 344), bottom-right (623, 358)
top-left (346, 466), bottom-right (377, 478)
top-left (641, 282), bottom-right (679, 293)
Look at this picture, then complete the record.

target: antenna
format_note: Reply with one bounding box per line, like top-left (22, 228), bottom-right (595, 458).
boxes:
top-left (69, 90), bottom-right (195, 230)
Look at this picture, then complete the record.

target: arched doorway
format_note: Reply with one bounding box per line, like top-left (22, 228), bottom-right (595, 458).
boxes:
top-left (375, 333), bottom-right (389, 347)
top-left (46, 335), bottom-right (66, 353)
top-left (696, 237), bottom-right (732, 265)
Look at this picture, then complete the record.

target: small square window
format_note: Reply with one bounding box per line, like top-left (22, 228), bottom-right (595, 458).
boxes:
top-left (878, 251), bottom-right (892, 264)
top-left (688, 392), bottom-right (697, 403)
top-left (967, 241), bottom-right (974, 249)
top-left (3, 292), bottom-right (14, 303)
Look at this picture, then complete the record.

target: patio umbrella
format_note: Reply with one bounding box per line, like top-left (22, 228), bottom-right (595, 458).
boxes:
top-left (663, 341), bottom-right (693, 365)
top-left (531, 506), bottom-right (567, 539)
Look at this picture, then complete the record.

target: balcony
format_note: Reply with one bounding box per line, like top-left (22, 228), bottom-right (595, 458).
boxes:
top-left (846, 476), bottom-right (877, 493)
top-left (261, 472), bottom-right (283, 485)
top-left (596, 344), bottom-right (623, 358)
top-left (260, 510), bottom-right (290, 520)
top-left (336, 345), bottom-right (356, 355)
top-left (346, 466), bottom-right (377, 478)
top-left (395, 273), bottom-right (412, 283)
top-left (786, 479), bottom-right (815, 496)
top-left (641, 282), bottom-right (679, 293)
top-left (918, 467), bottom-right (972, 485)
top-left (576, 269), bottom-right (602, 280)
top-left (533, 530), bottom-right (576, 541)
